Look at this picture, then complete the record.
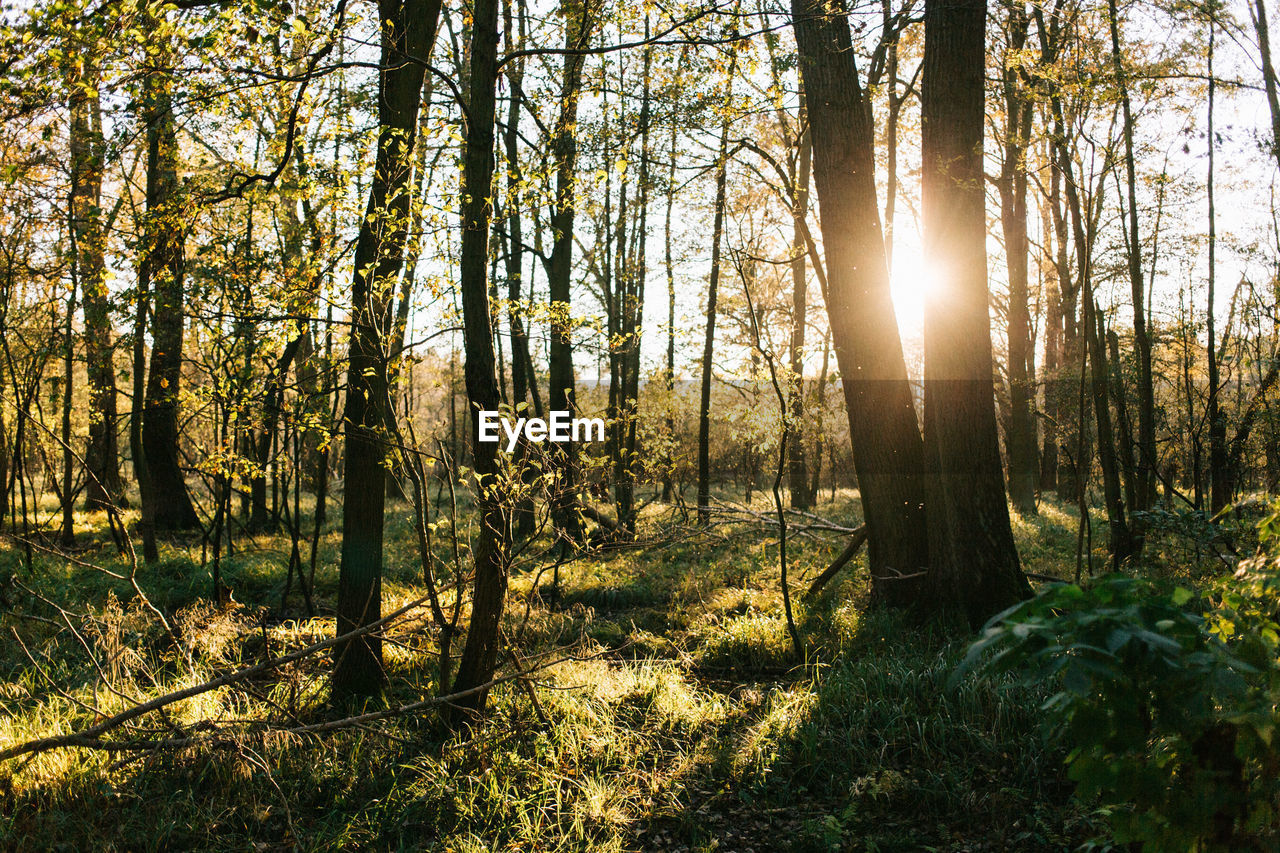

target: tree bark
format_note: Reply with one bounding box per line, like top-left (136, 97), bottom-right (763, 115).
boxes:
top-left (451, 0), bottom-right (509, 718)
top-left (332, 0), bottom-right (441, 702)
top-left (791, 0), bottom-right (930, 603)
top-left (1106, 0), bottom-right (1156, 511)
top-left (696, 94), bottom-right (733, 526)
top-left (921, 0), bottom-right (1029, 623)
top-left (1087, 298), bottom-right (1134, 569)
top-left (787, 109), bottom-right (814, 510)
top-left (546, 0), bottom-right (597, 544)
top-left (616, 35), bottom-right (652, 535)
top-left (139, 35), bottom-right (199, 533)
top-left (997, 5), bottom-right (1037, 514)
top-left (1207, 22), bottom-right (1229, 513)
top-left (70, 55), bottom-right (124, 512)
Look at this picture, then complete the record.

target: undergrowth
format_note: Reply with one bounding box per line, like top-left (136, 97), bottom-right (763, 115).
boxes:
top-left (0, 489), bottom-right (1212, 851)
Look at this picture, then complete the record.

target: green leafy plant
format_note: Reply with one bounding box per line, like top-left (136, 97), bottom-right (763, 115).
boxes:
top-left (956, 517), bottom-right (1280, 850)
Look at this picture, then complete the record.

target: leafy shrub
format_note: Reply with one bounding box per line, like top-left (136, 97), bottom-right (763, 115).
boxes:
top-left (957, 517), bottom-right (1280, 851)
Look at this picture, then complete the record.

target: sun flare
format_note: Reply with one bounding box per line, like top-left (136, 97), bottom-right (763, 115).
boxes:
top-left (889, 248), bottom-right (936, 338)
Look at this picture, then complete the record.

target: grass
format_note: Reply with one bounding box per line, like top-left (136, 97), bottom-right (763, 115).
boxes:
top-left (1, 485), bottom-right (1222, 851)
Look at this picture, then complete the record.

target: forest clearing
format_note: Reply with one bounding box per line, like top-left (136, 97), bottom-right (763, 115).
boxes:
top-left (3, 0), bottom-right (1280, 849)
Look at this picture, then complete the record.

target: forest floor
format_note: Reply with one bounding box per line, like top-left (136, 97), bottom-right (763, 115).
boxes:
top-left (0, 486), bottom-right (1249, 851)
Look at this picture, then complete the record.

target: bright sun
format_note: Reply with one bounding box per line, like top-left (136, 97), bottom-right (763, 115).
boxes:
top-left (889, 248), bottom-right (933, 339)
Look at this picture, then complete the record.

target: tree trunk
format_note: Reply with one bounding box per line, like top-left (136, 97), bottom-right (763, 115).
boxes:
top-left (1106, 0), bottom-right (1156, 511)
top-left (921, 0), bottom-right (1029, 623)
top-left (662, 117), bottom-right (678, 503)
top-left (70, 56), bottom-right (123, 512)
top-left (697, 92), bottom-right (733, 526)
top-left (140, 39), bottom-right (199, 533)
top-left (332, 0), bottom-right (441, 702)
top-left (617, 36), bottom-right (652, 535)
top-left (787, 110), bottom-right (814, 510)
top-left (1252, 0), bottom-right (1280, 175)
top-left (791, 0), bottom-right (930, 604)
top-left (502, 0), bottom-right (540, 419)
top-left (1039, 164), bottom-right (1062, 493)
top-left (1207, 24), bottom-right (1229, 513)
top-left (1087, 297), bottom-right (1134, 569)
top-left (546, 0), bottom-right (597, 544)
top-left (997, 6), bottom-right (1037, 514)
top-left (451, 0), bottom-right (508, 718)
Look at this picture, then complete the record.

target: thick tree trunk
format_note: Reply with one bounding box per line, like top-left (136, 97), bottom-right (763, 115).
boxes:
top-left (451, 0), bottom-right (508, 717)
top-left (791, 0), bottom-right (929, 604)
top-left (332, 0), bottom-right (441, 702)
top-left (921, 0), bottom-right (1029, 623)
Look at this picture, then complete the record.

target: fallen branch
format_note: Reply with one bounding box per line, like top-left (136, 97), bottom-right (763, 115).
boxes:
top-left (0, 593), bottom-right (434, 763)
top-left (803, 525), bottom-right (869, 600)
top-left (2, 654), bottom-right (579, 759)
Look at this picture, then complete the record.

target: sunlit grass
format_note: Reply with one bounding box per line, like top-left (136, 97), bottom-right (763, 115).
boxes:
top-left (0, 488), bottom-right (1118, 850)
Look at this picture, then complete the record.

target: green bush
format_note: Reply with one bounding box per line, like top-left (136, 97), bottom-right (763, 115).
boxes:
top-left (957, 512), bottom-right (1280, 851)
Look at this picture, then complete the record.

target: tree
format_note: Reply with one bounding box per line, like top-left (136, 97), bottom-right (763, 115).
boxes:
top-left (138, 11), bottom-right (199, 534)
top-left (920, 0), bottom-right (1029, 622)
top-left (790, 0), bottom-right (930, 603)
top-left (332, 0), bottom-right (442, 702)
top-left (995, 1), bottom-right (1037, 515)
top-left (545, 0), bottom-right (599, 544)
top-left (69, 48), bottom-right (124, 513)
top-left (696, 59), bottom-right (735, 527)
top-left (451, 0), bottom-right (508, 717)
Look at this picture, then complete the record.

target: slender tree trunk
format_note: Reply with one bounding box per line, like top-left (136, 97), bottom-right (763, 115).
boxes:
top-left (697, 86), bottom-right (734, 526)
top-left (1039, 158), bottom-right (1062, 493)
top-left (791, 0), bottom-right (930, 602)
top-left (1207, 23), bottom-right (1229, 512)
top-left (332, 0), bottom-right (441, 702)
top-left (130, 202), bottom-right (156, 562)
top-left (1252, 0), bottom-right (1280, 175)
top-left (502, 0), bottom-right (540, 418)
top-left (921, 0), bottom-right (1029, 623)
top-left (617, 35), bottom-right (652, 535)
top-left (70, 56), bottom-right (123, 512)
top-left (1106, 0), bottom-right (1156, 511)
top-left (662, 117), bottom-right (678, 503)
top-left (451, 0), bottom-right (508, 717)
top-left (60, 274), bottom-right (75, 547)
top-left (500, 3), bottom-right (543, 538)
top-left (546, 0), bottom-right (597, 543)
top-left (998, 7), bottom-right (1037, 514)
top-left (1087, 297), bottom-right (1133, 568)
top-left (787, 110), bottom-right (813, 510)
top-left (140, 36), bottom-right (199, 533)
top-left (1107, 327), bottom-right (1139, 511)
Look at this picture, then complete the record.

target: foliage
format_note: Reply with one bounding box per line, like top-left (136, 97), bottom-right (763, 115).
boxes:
top-left (958, 508), bottom-right (1280, 850)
